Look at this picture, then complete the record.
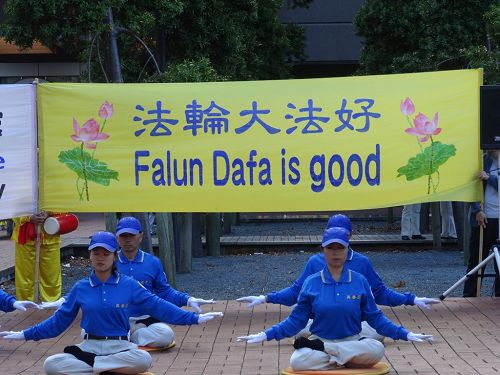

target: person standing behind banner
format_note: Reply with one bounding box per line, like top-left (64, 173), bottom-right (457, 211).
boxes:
top-left (463, 150), bottom-right (500, 297)
top-left (440, 202), bottom-right (457, 240)
top-left (401, 204), bottom-right (425, 240)
top-left (12, 211), bottom-right (61, 302)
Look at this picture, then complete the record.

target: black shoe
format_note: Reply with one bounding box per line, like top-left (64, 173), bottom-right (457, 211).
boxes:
top-left (63, 345), bottom-right (96, 367)
top-left (401, 235), bottom-right (410, 240)
top-left (441, 236), bottom-right (457, 240)
top-left (135, 316), bottom-right (160, 326)
top-left (293, 337), bottom-right (325, 351)
top-left (411, 235), bottom-right (425, 240)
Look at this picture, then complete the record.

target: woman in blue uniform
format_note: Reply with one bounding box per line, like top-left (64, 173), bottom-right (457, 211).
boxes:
top-left (237, 213), bottom-right (438, 341)
top-left (237, 227), bottom-right (433, 371)
top-left (0, 231), bottom-right (222, 374)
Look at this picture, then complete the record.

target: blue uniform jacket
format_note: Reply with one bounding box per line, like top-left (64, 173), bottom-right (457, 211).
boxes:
top-left (267, 249), bottom-right (415, 307)
top-left (23, 272), bottom-right (198, 341)
top-left (0, 290), bottom-right (15, 312)
top-left (116, 250), bottom-right (190, 316)
top-left (265, 266), bottom-right (409, 341)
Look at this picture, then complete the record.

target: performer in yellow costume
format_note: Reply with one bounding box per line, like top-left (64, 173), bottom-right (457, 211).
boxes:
top-left (12, 211), bottom-right (61, 302)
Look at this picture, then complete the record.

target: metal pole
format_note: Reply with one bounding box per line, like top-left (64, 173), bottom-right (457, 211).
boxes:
top-left (33, 224), bottom-right (41, 302)
top-left (476, 226), bottom-right (483, 295)
top-left (440, 247), bottom-right (500, 300)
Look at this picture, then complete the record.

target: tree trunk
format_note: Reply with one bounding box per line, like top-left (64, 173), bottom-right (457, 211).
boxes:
top-left (386, 207), bottom-right (393, 224)
top-left (206, 213), bottom-right (221, 257)
top-left (156, 27), bottom-right (166, 72)
top-left (431, 202), bottom-right (441, 250)
top-left (132, 213), bottom-right (153, 253)
top-left (178, 213), bottom-right (192, 273)
top-left (156, 213), bottom-right (176, 288)
top-left (223, 213), bottom-right (234, 234)
top-left (192, 213), bottom-right (204, 258)
top-left (107, 8), bottom-right (123, 83)
top-left (104, 213), bottom-right (117, 233)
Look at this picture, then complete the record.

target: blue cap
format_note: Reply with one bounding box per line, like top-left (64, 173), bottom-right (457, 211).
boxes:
top-left (321, 227), bottom-right (350, 248)
top-left (116, 217), bottom-right (142, 236)
top-left (89, 231), bottom-right (118, 252)
top-left (326, 214), bottom-right (352, 233)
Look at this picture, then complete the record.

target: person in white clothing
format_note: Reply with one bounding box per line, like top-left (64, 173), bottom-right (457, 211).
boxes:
top-left (440, 201), bottom-right (457, 239)
top-left (401, 204), bottom-right (424, 240)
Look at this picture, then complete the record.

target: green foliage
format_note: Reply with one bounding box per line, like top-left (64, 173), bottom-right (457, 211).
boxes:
top-left (397, 142), bottom-right (456, 181)
top-left (465, 4), bottom-right (500, 84)
top-left (354, 0), bottom-right (496, 75)
top-left (160, 0), bottom-right (304, 80)
top-left (145, 57), bottom-right (224, 83)
top-left (59, 148), bottom-right (119, 186)
top-left (2, 0), bottom-right (305, 82)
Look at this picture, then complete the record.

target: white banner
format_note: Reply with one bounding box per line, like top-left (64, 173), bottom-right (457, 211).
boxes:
top-left (0, 84), bottom-right (37, 219)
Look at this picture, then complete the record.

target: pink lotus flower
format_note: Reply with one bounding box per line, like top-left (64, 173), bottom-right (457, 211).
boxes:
top-left (98, 101), bottom-right (114, 119)
top-left (400, 97), bottom-right (415, 116)
top-left (71, 118), bottom-right (109, 149)
top-left (405, 112), bottom-right (441, 142)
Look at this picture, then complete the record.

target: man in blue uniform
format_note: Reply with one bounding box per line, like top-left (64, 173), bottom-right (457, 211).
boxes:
top-left (237, 227), bottom-right (433, 371)
top-left (115, 216), bottom-right (215, 348)
top-left (237, 214), bottom-right (439, 340)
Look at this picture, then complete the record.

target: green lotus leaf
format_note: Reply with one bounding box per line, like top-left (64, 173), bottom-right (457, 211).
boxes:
top-left (59, 148), bottom-right (119, 186)
top-left (397, 142), bottom-right (456, 181)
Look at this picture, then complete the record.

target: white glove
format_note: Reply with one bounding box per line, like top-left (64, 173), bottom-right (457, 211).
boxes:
top-left (187, 297), bottom-right (215, 313)
top-left (407, 332), bottom-right (434, 342)
top-left (197, 312), bottom-right (224, 324)
top-left (414, 297), bottom-right (440, 309)
top-left (40, 297), bottom-right (66, 310)
top-left (237, 331), bottom-right (267, 344)
top-left (13, 300), bottom-right (41, 311)
top-left (0, 331), bottom-right (25, 340)
top-left (236, 295), bottom-right (266, 308)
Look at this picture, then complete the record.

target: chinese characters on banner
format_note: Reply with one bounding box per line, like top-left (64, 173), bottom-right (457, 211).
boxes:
top-left (37, 70), bottom-right (483, 212)
top-left (0, 84), bottom-right (37, 219)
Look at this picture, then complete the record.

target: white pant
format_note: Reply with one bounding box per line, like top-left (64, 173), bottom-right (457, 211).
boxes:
top-left (290, 334), bottom-right (384, 371)
top-left (296, 320), bottom-right (385, 343)
top-left (440, 202), bottom-right (457, 237)
top-left (129, 315), bottom-right (175, 347)
top-left (44, 339), bottom-right (152, 374)
top-left (401, 204), bottom-right (421, 236)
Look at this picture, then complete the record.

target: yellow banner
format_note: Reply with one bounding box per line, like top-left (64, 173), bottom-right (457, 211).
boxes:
top-left (38, 70), bottom-right (482, 212)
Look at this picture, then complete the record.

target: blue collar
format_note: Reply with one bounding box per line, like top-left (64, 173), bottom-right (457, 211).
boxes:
top-left (346, 248), bottom-right (354, 261)
top-left (89, 270), bottom-right (120, 287)
top-left (117, 249), bottom-right (144, 264)
top-left (320, 266), bottom-right (352, 284)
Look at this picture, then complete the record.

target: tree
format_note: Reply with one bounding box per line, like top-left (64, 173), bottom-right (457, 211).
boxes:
top-left (354, 0), bottom-right (497, 80)
top-left (1, 0), bottom-right (306, 82)
top-left (464, 4), bottom-right (500, 84)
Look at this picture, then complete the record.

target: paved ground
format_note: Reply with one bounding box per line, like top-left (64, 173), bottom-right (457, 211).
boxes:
top-left (0, 213), bottom-right (498, 374)
top-left (0, 298), bottom-right (499, 374)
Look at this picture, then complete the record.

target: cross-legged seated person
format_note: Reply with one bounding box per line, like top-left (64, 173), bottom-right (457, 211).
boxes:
top-left (42, 217), bottom-right (216, 349)
top-left (1, 231), bottom-right (223, 375)
top-left (237, 214), bottom-right (439, 341)
top-left (238, 227), bottom-right (433, 371)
